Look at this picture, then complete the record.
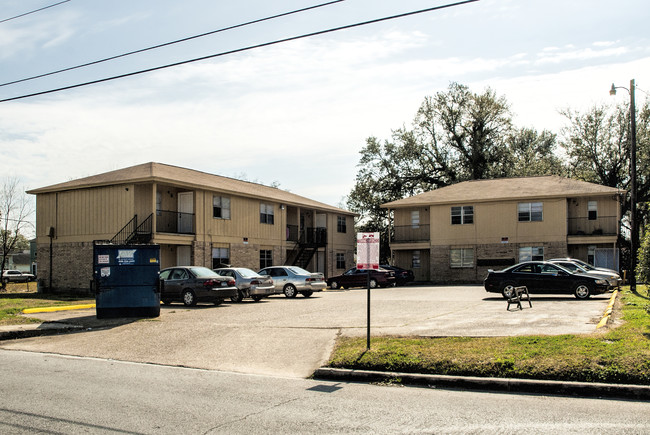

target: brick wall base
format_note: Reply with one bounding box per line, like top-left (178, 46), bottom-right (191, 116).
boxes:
top-left (36, 242), bottom-right (94, 295)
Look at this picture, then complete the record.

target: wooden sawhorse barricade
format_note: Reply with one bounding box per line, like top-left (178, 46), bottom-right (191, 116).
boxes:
top-left (507, 286), bottom-right (532, 311)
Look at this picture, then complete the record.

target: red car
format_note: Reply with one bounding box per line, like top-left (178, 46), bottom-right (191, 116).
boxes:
top-left (327, 268), bottom-right (396, 289)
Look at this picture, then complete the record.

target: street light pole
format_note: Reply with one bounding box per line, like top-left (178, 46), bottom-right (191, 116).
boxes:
top-left (610, 79), bottom-right (637, 292)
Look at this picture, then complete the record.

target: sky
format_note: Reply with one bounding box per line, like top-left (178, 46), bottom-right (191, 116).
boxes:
top-left (1, 0), bottom-right (649, 225)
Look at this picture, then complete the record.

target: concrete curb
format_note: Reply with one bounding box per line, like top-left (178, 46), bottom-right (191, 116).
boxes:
top-left (0, 322), bottom-right (83, 340)
top-left (23, 304), bottom-right (96, 314)
top-left (313, 367), bottom-right (650, 400)
top-left (597, 290), bottom-right (618, 329)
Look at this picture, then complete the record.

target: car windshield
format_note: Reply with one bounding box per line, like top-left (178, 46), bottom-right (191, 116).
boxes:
top-left (287, 266), bottom-right (310, 275)
top-left (237, 268), bottom-right (259, 278)
top-left (189, 267), bottom-right (219, 278)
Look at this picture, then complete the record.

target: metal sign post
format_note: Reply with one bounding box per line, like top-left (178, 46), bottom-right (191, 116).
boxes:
top-left (357, 232), bottom-right (379, 350)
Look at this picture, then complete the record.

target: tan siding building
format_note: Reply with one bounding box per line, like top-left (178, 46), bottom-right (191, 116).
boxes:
top-left (383, 176), bottom-right (621, 284)
top-left (28, 162), bottom-right (356, 293)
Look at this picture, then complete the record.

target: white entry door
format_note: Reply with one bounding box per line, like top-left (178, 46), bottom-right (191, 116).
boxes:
top-left (177, 192), bottom-right (194, 233)
top-left (177, 246), bottom-right (191, 266)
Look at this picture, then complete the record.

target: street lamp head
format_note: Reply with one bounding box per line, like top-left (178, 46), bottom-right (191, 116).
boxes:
top-left (609, 83), bottom-right (617, 96)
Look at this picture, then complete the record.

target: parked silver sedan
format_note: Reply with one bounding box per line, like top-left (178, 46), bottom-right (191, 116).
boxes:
top-left (215, 267), bottom-right (276, 302)
top-left (258, 266), bottom-right (326, 298)
top-left (548, 260), bottom-right (621, 289)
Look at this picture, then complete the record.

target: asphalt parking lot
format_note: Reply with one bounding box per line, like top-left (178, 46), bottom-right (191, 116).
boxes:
top-left (0, 285), bottom-right (613, 378)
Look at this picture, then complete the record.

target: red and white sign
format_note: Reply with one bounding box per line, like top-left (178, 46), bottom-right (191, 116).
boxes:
top-left (357, 232), bottom-right (380, 270)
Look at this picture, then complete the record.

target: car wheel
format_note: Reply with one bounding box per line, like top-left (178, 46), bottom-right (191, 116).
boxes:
top-left (214, 299), bottom-right (223, 306)
top-left (301, 291), bottom-right (313, 298)
top-left (574, 283), bottom-right (592, 299)
top-left (329, 281), bottom-right (339, 290)
top-left (231, 290), bottom-right (244, 303)
top-left (251, 295), bottom-right (263, 302)
top-left (501, 283), bottom-right (516, 300)
top-left (369, 279), bottom-right (378, 289)
top-left (284, 284), bottom-right (298, 298)
top-left (182, 290), bottom-right (197, 307)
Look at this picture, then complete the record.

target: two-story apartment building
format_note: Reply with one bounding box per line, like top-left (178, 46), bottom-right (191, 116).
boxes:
top-left (382, 176), bottom-right (621, 283)
top-left (28, 162), bottom-right (356, 293)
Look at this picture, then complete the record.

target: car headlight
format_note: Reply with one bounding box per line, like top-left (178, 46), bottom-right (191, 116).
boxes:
top-left (595, 279), bottom-right (608, 285)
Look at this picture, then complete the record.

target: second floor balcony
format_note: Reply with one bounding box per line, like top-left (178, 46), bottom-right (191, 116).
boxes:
top-left (568, 216), bottom-right (618, 237)
top-left (392, 224), bottom-right (430, 243)
top-left (156, 210), bottom-right (195, 234)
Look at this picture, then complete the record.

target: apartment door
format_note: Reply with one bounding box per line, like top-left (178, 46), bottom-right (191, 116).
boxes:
top-left (177, 192), bottom-right (193, 233)
top-left (176, 246), bottom-right (191, 266)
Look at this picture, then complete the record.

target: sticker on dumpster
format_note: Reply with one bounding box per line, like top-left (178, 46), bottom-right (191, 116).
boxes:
top-left (117, 249), bottom-right (137, 265)
top-left (97, 255), bottom-right (110, 264)
top-left (149, 258), bottom-right (158, 263)
top-left (100, 267), bottom-right (111, 277)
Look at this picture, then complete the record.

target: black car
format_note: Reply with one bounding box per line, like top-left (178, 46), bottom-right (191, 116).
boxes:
top-left (159, 266), bottom-right (237, 306)
top-left (327, 268), bottom-right (396, 289)
top-left (484, 261), bottom-right (610, 300)
top-left (380, 265), bottom-right (414, 286)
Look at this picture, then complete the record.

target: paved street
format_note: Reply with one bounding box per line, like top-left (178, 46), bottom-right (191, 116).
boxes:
top-left (0, 286), bottom-right (613, 378)
top-left (2, 349), bottom-right (649, 434)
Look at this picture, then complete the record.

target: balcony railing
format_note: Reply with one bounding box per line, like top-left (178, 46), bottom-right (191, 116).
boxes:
top-left (286, 225), bottom-right (327, 245)
top-left (156, 210), bottom-right (195, 234)
top-left (392, 224), bottom-right (430, 243)
top-left (568, 216), bottom-right (618, 236)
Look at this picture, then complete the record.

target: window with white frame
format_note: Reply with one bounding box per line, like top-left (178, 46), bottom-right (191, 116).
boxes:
top-left (260, 203), bottom-right (274, 224)
top-left (519, 246), bottom-right (544, 262)
top-left (451, 206), bottom-right (473, 225)
top-left (411, 210), bottom-right (420, 228)
top-left (412, 250), bottom-right (421, 268)
top-left (588, 201), bottom-right (597, 220)
top-left (518, 202), bottom-right (543, 222)
top-left (213, 196), bottom-right (231, 219)
top-left (212, 247), bottom-right (230, 268)
top-left (450, 248), bottom-right (474, 268)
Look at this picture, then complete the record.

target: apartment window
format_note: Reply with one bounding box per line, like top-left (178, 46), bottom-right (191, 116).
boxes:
top-left (260, 203), bottom-right (274, 224)
top-left (260, 249), bottom-right (273, 269)
top-left (213, 196), bottom-right (231, 219)
top-left (588, 201), bottom-right (598, 220)
top-left (450, 248), bottom-right (474, 268)
top-left (519, 246), bottom-right (544, 262)
top-left (412, 250), bottom-right (421, 269)
top-left (518, 202), bottom-right (543, 222)
top-left (336, 253), bottom-right (346, 269)
top-left (411, 211), bottom-right (420, 228)
top-left (337, 216), bottom-right (347, 233)
top-left (451, 206), bottom-right (474, 225)
top-left (212, 247), bottom-right (230, 269)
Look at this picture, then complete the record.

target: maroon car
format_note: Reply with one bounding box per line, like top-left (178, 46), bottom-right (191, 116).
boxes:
top-left (327, 268), bottom-right (396, 289)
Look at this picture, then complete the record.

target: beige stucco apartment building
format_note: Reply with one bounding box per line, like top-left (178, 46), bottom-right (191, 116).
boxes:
top-left (28, 162), bottom-right (356, 293)
top-left (382, 176), bottom-right (621, 284)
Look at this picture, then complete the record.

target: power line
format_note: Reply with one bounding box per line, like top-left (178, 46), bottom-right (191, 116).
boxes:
top-left (0, 0), bottom-right (480, 103)
top-left (0, 0), bottom-right (345, 88)
top-left (0, 0), bottom-right (71, 24)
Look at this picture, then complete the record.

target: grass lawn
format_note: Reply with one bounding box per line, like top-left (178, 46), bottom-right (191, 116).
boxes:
top-left (327, 285), bottom-right (650, 385)
top-left (0, 283), bottom-right (94, 326)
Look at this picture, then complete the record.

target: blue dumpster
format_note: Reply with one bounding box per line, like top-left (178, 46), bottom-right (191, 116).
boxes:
top-left (93, 244), bottom-right (161, 319)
